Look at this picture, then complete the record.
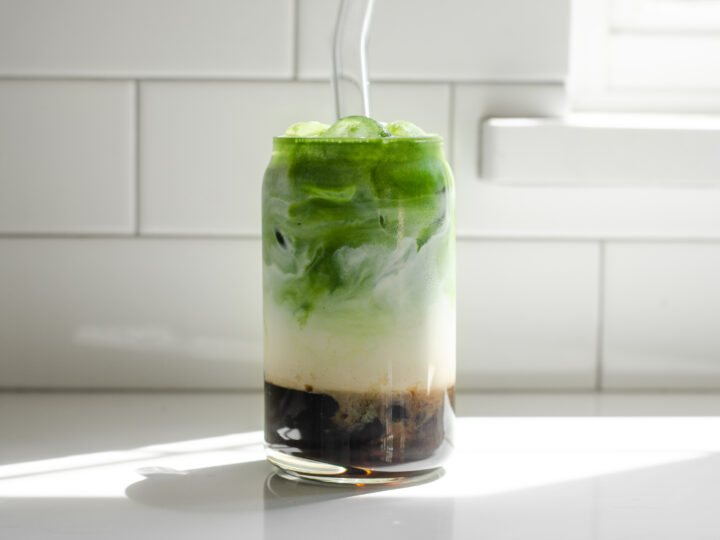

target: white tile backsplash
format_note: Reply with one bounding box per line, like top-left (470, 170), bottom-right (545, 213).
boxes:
top-left (603, 243), bottom-right (720, 389)
top-left (140, 81), bottom-right (333, 235)
top-left (298, 0), bottom-right (571, 81)
top-left (1, 0), bottom-right (716, 390)
top-left (0, 239), bottom-right (262, 389)
top-left (0, 0), bottom-right (294, 77)
top-left (457, 241), bottom-right (600, 389)
top-left (0, 80), bottom-right (134, 233)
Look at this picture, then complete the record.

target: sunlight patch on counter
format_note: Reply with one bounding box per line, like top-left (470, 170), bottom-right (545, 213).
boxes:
top-left (0, 431), bottom-right (265, 498)
top-left (369, 417), bottom-right (720, 499)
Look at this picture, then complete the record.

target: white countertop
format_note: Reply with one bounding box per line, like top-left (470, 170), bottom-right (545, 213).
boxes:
top-left (2, 391), bottom-right (720, 539)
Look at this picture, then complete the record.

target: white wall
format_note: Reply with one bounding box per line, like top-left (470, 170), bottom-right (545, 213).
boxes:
top-left (1, 0), bottom-right (719, 390)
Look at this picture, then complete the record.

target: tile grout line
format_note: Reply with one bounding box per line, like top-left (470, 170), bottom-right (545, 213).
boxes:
top-left (4, 233), bottom-right (720, 242)
top-left (458, 236), bottom-right (720, 243)
top-left (595, 241), bottom-right (606, 391)
top-left (292, 0), bottom-right (300, 80)
top-left (0, 233), bottom-right (261, 241)
top-left (4, 387), bottom-right (718, 395)
top-left (0, 75), bottom-right (565, 85)
top-left (134, 80), bottom-right (141, 236)
top-left (0, 387), bottom-right (264, 395)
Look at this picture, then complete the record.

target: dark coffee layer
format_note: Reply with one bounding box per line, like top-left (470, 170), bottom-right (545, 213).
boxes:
top-left (265, 381), bottom-right (455, 470)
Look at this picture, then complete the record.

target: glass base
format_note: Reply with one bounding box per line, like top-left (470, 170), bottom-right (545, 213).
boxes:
top-left (266, 448), bottom-right (444, 486)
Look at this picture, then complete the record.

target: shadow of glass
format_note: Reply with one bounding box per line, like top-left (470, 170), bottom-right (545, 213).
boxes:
top-left (124, 455), bottom-right (453, 537)
top-left (125, 460), bottom-right (271, 513)
top-left (125, 458), bottom-right (444, 511)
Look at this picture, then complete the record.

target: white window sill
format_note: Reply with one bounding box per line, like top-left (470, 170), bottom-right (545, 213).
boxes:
top-left (452, 114), bottom-right (720, 239)
top-left (481, 113), bottom-right (720, 185)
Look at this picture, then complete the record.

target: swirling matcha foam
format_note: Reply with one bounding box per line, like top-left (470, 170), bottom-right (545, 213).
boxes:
top-left (263, 116), bottom-right (455, 394)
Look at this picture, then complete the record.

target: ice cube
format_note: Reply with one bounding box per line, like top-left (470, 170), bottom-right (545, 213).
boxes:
top-left (385, 120), bottom-right (427, 137)
top-left (284, 121), bottom-right (330, 137)
top-left (321, 116), bottom-right (390, 138)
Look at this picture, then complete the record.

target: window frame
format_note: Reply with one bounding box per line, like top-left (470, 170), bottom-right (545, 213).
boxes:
top-left (570, 0), bottom-right (720, 114)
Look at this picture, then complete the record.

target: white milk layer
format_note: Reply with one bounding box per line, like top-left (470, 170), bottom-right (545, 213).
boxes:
top-left (263, 293), bottom-right (456, 394)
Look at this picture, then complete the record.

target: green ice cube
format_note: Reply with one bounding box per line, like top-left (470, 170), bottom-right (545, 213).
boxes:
top-left (385, 120), bottom-right (427, 137)
top-left (321, 116), bottom-right (390, 138)
top-left (284, 121), bottom-right (330, 137)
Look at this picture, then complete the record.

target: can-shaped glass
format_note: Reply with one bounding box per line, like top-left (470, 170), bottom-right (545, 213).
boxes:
top-left (262, 134), bottom-right (455, 484)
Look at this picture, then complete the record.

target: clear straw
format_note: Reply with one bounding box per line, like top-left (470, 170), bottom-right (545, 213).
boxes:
top-left (332, 0), bottom-right (375, 119)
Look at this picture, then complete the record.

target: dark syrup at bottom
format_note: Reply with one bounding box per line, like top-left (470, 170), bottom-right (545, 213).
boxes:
top-left (264, 381), bottom-right (455, 471)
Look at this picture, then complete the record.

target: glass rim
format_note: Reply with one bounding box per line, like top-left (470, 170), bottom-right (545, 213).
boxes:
top-left (272, 135), bottom-right (443, 144)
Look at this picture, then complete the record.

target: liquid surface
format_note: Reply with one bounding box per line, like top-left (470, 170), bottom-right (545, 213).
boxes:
top-left (283, 116), bottom-right (430, 139)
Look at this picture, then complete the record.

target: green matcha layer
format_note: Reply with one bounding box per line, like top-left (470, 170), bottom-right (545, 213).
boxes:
top-left (262, 116), bottom-right (456, 394)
